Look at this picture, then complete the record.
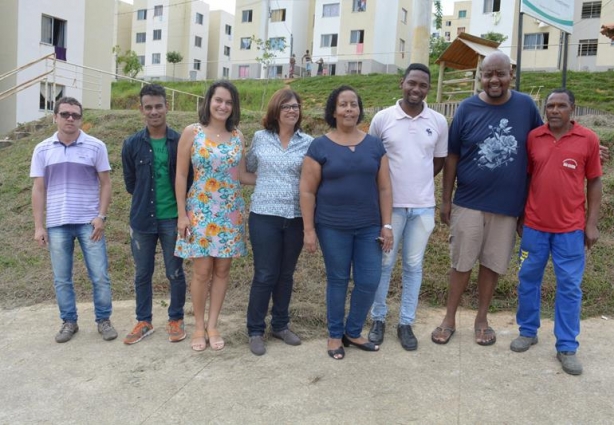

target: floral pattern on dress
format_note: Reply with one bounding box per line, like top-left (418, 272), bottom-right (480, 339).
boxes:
top-left (175, 124), bottom-right (247, 258)
top-left (474, 118), bottom-right (518, 170)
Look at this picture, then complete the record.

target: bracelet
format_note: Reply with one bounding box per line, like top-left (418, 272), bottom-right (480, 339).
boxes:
top-left (383, 224), bottom-right (392, 230)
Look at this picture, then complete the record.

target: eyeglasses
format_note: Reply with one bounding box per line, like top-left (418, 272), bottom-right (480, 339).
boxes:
top-left (58, 112), bottom-right (82, 120)
top-left (280, 104), bottom-right (301, 112)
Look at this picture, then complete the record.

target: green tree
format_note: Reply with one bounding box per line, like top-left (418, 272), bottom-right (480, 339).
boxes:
top-left (113, 46), bottom-right (143, 79)
top-left (434, 0), bottom-right (443, 30)
top-left (482, 31), bottom-right (508, 44)
top-left (429, 35), bottom-right (450, 64)
top-left (166, 51), bottom-right (183, 81)
top-left (251, 35), bottom-right (286, 110)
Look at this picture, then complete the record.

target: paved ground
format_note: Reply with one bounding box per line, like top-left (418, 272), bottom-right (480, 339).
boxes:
top-left (1, 300), bottom-right (612, 425)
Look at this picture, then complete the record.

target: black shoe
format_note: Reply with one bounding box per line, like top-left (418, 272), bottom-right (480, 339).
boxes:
top-left (327, 346), bottom-right (345, 360)
top-left (368, 320), bottom-right (385, 345)
top-left (342, 335), bottom-right (379, 351)
top-left (397, 324), bottom-right (418, 351)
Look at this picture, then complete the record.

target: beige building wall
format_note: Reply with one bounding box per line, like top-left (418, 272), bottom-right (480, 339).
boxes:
top-left (207, 10), bottom-right (233, 79)
top-left (0, 0), bottom-right (19, 135)
top-left (441, 1), bottom-right (471, 42)
top-left (232, 0), bottom-right (267, 78)
top-left (115, 0), bottom-right (133, 55)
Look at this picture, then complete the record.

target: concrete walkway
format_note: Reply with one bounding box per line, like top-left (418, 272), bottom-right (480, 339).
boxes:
top-left (1, 300), bottom-right (612, 424)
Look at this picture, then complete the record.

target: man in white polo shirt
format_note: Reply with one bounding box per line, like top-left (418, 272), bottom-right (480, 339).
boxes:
top-left (368, 63), bottom-right (448, 350)
top-left (31, 97), bottom-right (117, 343)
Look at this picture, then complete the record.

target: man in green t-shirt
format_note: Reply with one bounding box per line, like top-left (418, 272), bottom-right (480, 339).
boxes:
top-left (121, 84), bottom-right (191, 345)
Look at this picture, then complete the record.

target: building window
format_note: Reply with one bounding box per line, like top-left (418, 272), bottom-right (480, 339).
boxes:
top-left (240, 37), bottom-right (252, 49)
top-left (523, 33), bottom-right (549, 50)
top-left (578, 39), bottom-right (598, 56)
top-left (323, 3), bottom-right (340, 17)
top-left (399, 38), bottom-right (405, 53)
top-left (194, 59), bottom-right (201, 71)
top-left (41, 15), bottom-right (66, 47)
top-left (269, 37), bottom-right (285, 50)
top-left (348, 61), bottom-right (362, 74)
top-left (270, 9), bottom-right (286, 22)
top-left (195, 36), bottom-right (202, 47)
top-left (401, 8), bottom-right (407, 23)
top-left (137, 9), bottom-right (147, 20)
top-left (223, 67), bottom-right (230, 78)
top-left (225, 24), bottom-right (232, 35)
top-left (445, 20), bottom-right (452, 26)
top-left (352, 0), bottom-right (366, 12)
top-left (581, 2), bottom-right (601, 19)
top-left (136, 32), bottom-right (146, 43)
top-left (459, 10), bottom-right (467, 18)
top-left (350, 30), bottom-right (364, 44)
top-left (268, 65), bottom-right (283, 78)
top-left (154, 5), bottom-right (163, 17)
top-left (138, 55), bottom-right (145, 65)
top-left (457, 27), bottom-right (465, 35)
top-left (445, 31), bottom-right (451, 41)
top-left (195, 12), bottom-right (203, 24)
top-left (152, 53), bottom-right (161, 64)
top-left (224, 46), bottom-right (231, 56)
top-left (242, 10), bottom-right (253, 22)
top-left (321, 34), bottom-right (338, 48)
top-left (153, 29), bottom-right (162, 40)
top-left (483, 0), bottom-right (501, 13)
top-left (239, 65), bottom-right (250, 78)
top-left (40, 83), bottom-right (64, 111)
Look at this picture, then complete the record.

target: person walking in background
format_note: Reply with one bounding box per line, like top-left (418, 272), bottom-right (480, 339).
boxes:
top-left (289, 54), bottom-right (296, 78)
top-left (246, 88), bottom-right (313, 356)
top-left (300, 85), bottom-right (393, 360)
top-left (121, 84), bottom-right (191, 345)
top-left (368, 63), bottom-right (448, 351)
top-left (431, 52), bottom-right (543, 347)
top-left (30, 97), bottom-right (117, 343)
top-left (175, 81), bottom-right (253, 352)
top-left (302, 50), bottom-right (312, 77)
top-left (316, 58), bottom-right (324, 76)
top-left (510, 89), bottom-right (602, 376)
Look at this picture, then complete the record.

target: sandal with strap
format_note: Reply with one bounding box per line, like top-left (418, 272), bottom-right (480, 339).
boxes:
top-left (191, 330), bottom-right (208, 352)
top-left (207, 328), bottom-right (225, 351)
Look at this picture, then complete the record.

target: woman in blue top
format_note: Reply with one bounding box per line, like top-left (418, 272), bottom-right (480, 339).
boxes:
top-left (245, 88), bottom-right (313, 356)
top-left (300, 85), bottom-right (393, 360)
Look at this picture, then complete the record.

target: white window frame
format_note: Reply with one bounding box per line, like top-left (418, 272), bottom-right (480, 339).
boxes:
top-left (152, 53), bottom-right (161, 64)
top-left (323, 3), bottom-right (340, 17)
top-left (321, 34), bottom-right (338, 48)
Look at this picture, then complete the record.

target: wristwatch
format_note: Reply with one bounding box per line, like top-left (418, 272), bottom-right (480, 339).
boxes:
top-left (97, 215), bottom-right (107, 222)
top-left (383, 224), bottom-right (393, 230)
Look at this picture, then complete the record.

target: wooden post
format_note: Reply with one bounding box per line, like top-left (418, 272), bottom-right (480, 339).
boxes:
top-left (437, 61), bottom-right (445, 103)
top-left (473, 56), bottom-right (482, 94)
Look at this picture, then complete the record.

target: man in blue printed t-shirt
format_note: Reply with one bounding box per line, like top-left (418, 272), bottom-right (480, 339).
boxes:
top-left (431, 52), bottom-right (543, 346)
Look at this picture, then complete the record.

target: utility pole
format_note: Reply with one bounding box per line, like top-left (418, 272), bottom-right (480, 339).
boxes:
top-left (410, 0), bottom-right (432, 65)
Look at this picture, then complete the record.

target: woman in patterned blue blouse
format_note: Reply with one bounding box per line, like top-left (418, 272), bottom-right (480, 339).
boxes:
top-left (246, 88), bottom-right (314, 356)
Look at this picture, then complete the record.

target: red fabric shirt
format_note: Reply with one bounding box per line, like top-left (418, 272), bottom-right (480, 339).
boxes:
top-left (524, 122), bottom-right (602, 233)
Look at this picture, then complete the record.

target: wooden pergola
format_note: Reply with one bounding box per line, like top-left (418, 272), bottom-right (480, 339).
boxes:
top-left (434, 33), bottom-right (515, 103)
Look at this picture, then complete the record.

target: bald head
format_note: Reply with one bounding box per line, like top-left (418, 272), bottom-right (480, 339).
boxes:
top-left (479, 51), bottom-right (513, 105)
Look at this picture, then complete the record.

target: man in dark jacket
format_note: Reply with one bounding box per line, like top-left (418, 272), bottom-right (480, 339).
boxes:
top-left (121, 84), bottom-right (192, 345)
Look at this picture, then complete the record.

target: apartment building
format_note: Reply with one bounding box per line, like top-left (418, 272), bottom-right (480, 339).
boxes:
top-left (464, 0), bottom-right (613, 71)
top-left (0, 0), bottom-right (115, 135)
top-left (440, 1), bottom-right (471, 42)
top-left (124, 0), bottom-right (210, 80)
top-left (232, 0), bottom-right (313, 79)
top-left (207, 10), bottom-right (233, 79)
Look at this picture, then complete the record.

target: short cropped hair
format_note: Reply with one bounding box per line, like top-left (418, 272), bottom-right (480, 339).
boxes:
top-left (140, 84), bottom-right (167, 103)
top-left (403, 63), bottom-right (431, 82)
top-left (54, 97), bottom-right (82, 115)
top-left (546, 88), bottom-right (575, 105)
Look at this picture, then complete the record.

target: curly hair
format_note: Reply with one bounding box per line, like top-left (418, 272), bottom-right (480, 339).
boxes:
top-left (323, 85), bottom-right (364, 128)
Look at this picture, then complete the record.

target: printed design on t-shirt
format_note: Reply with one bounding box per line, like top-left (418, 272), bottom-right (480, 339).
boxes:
top-left (426, 128), bottom-right (432, 136)
top-left (562, 158), bottom-right (577, 170)
top-left (474, 118), bottom-right (518, 170)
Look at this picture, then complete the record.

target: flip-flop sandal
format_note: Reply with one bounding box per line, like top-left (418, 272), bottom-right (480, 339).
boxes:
top-left (191, 330), bottom-right (207, 352)
top-left (431, 326), bottom-right (456, 344)
top-left (207, 328), bottom-right (225, 351)
top-left (475, 327), bottom-right (497, 346)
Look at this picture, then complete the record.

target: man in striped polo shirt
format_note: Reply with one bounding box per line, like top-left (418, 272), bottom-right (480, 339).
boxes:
top-left (31, 97), bottom-right (117, 343)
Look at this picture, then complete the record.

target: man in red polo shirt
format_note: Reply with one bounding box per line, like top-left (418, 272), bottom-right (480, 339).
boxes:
top-left (510, 89), bottom-right (602, 376)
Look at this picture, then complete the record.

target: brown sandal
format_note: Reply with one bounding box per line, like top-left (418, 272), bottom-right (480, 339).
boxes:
top-left (475, 326), bottom-right (497, 346)
top-left (431, 326), bottom-right (456, 344)
top-left (191, 330), bottom-right (208, 352)
top-left (207, 328), bottom-right (225, 351)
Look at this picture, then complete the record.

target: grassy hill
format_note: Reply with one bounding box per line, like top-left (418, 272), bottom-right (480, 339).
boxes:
top-left (1, 72), bottom-right (613, 332)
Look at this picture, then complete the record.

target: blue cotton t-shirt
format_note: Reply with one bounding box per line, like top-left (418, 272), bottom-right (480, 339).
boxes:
top-left (449, 91), bottom-right (543, 217)
top-left (306, 134), bottom-right (386, 229)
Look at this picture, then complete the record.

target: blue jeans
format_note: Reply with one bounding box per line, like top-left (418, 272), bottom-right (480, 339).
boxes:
top-left (516, 226), bottom-right (585, 352)
top-left (316, 224), bottom-right (382, 339)
top-left (371, 207), bottom-right (435, 325)
top-left (246, 213), bottom-right (304, 336)
top-left (131, 219), bottom-right (186, 322)
top-left (47, 224), bottom-right (113, 323)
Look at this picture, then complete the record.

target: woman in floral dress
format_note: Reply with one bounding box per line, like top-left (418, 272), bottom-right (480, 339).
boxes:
top-left (175, 81), bottom-right (254, 351)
